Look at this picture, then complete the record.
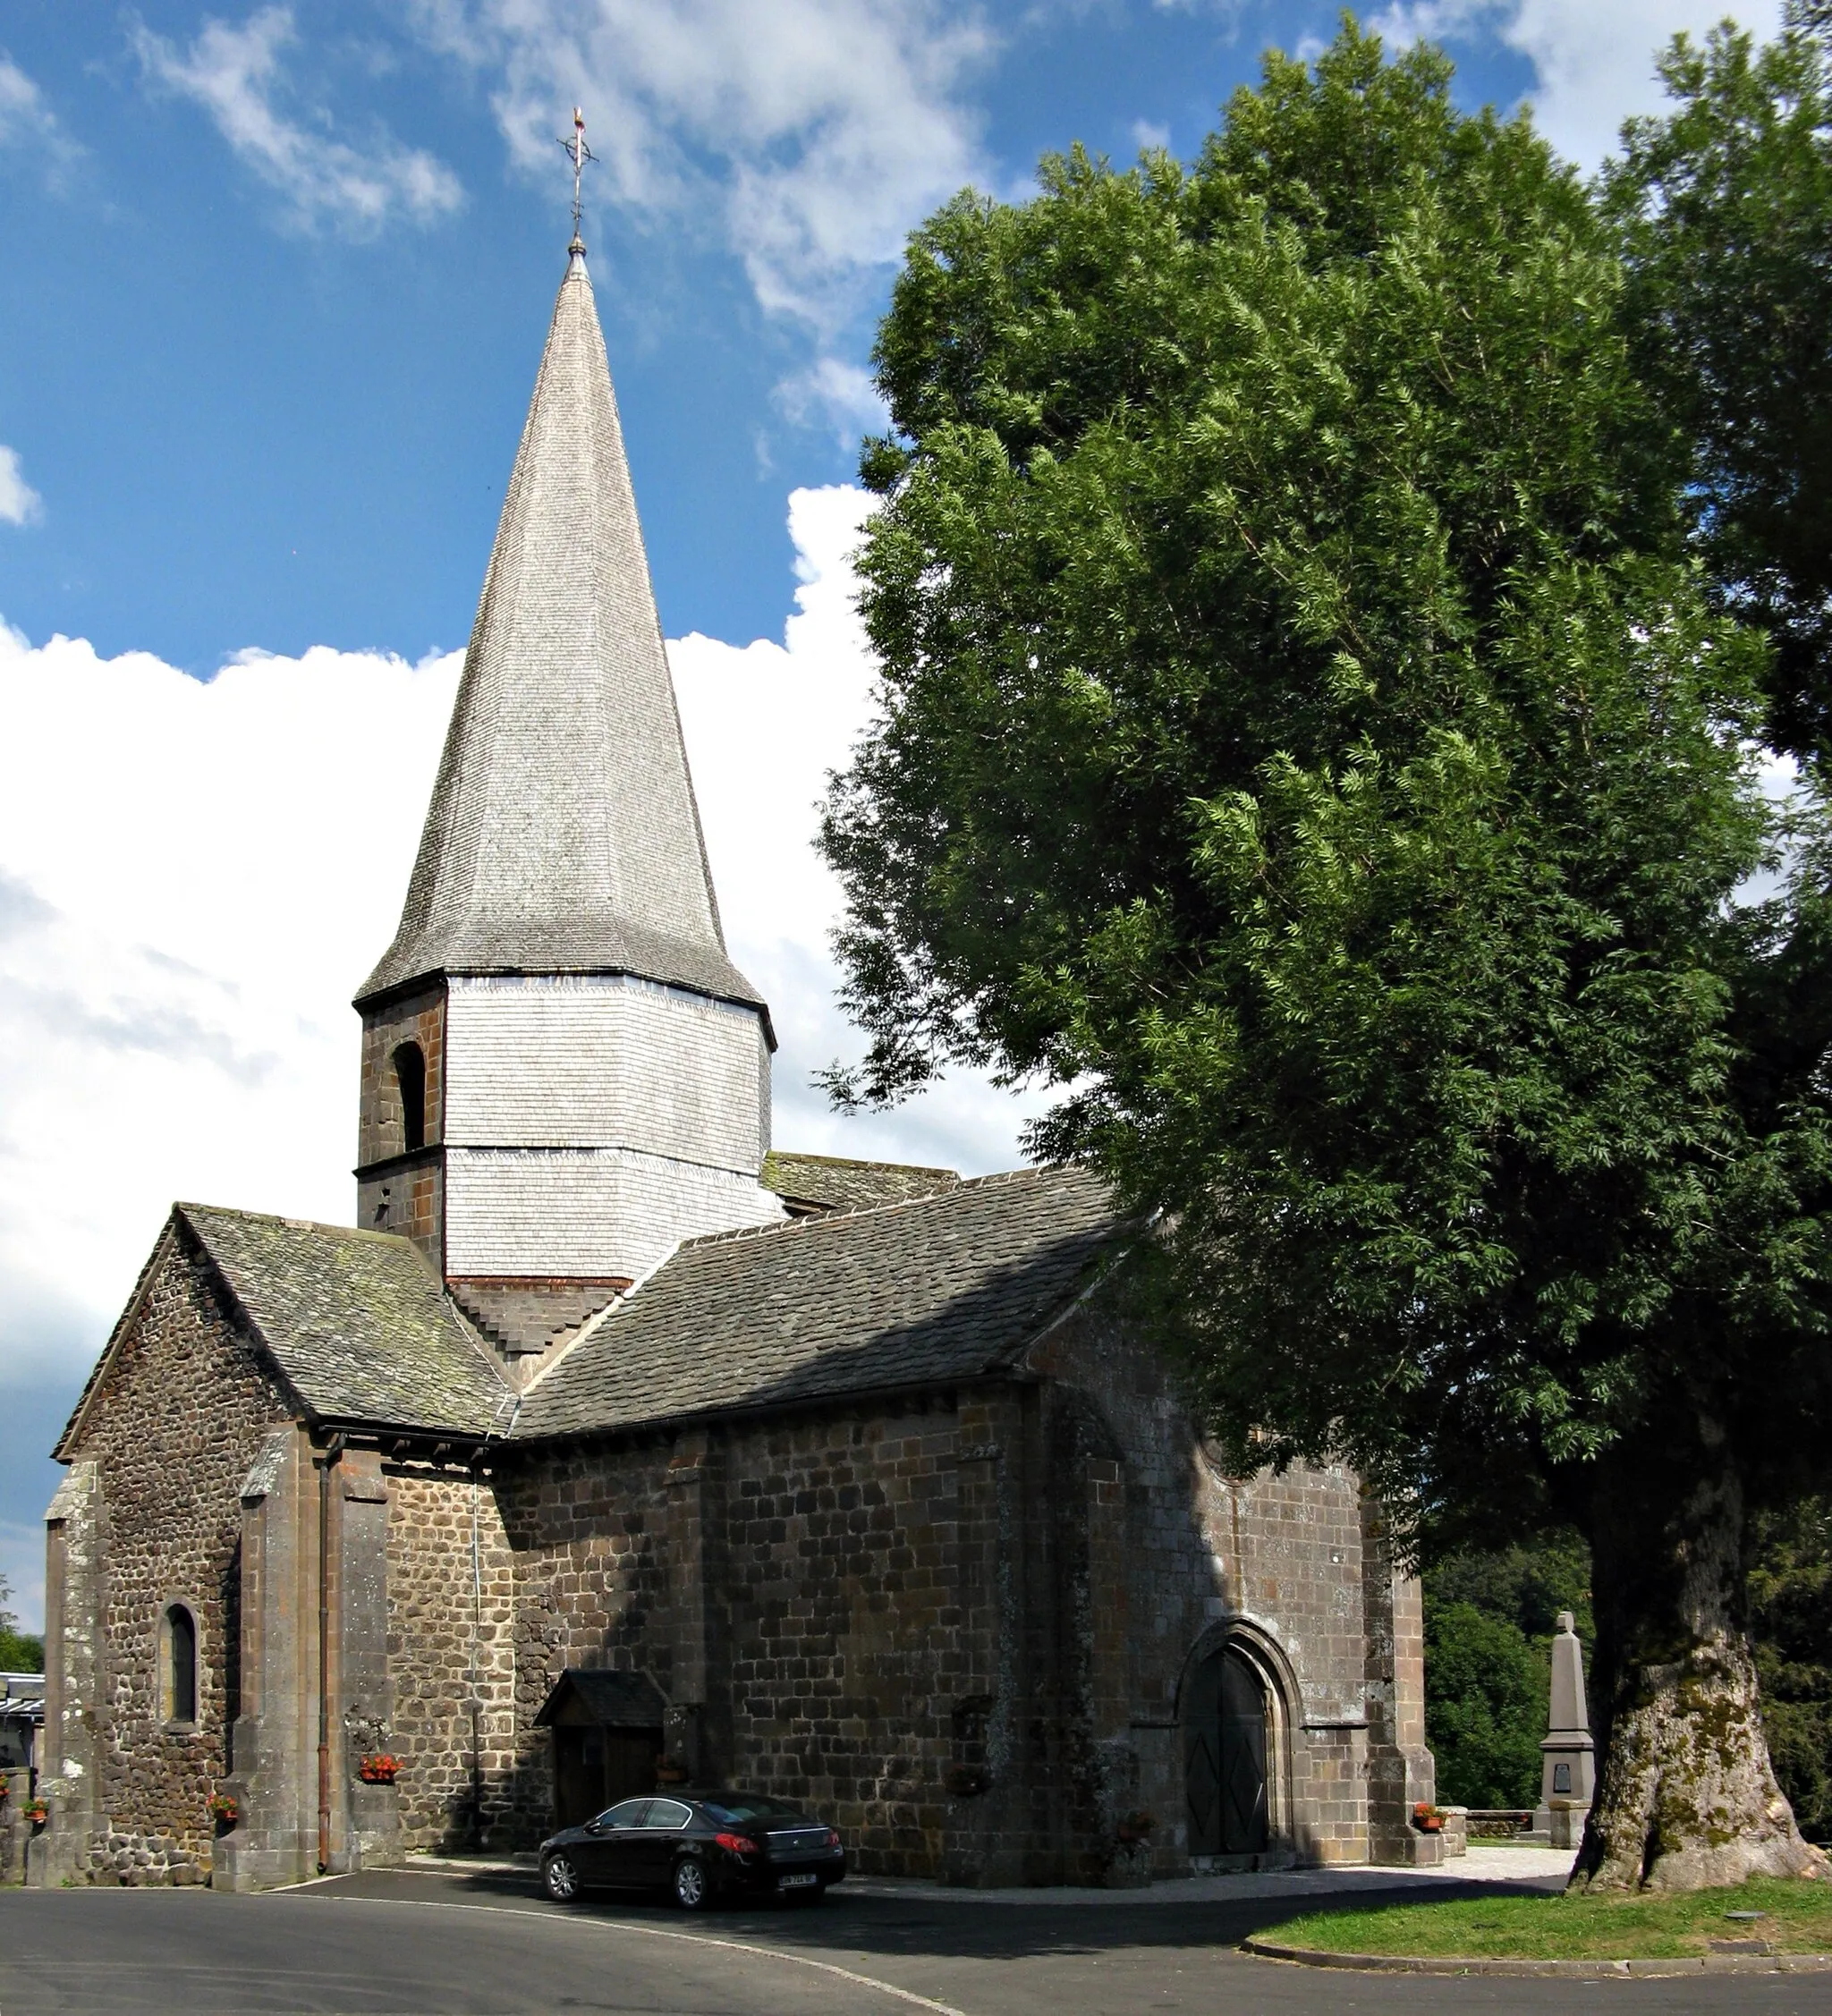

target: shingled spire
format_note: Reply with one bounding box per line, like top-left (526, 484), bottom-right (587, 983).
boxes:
top-left (358, 242), bottom-right (763, 1016)
top-left (352, 235), bottom-right (782, 1294)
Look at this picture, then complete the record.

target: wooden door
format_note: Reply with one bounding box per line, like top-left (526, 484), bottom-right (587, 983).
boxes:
top-left (605, 1729), bottom-right (663, 1802)
top-left (1183, 1651), bottom-right (1224, 1855)
top-left (1218, 1648), bottom-right (1269, 1853)
top-left (554, 1726), bottom-right (604, 1829)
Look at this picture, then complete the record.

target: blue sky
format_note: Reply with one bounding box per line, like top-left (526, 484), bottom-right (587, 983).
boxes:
top-left (0, 0), bottom-right (1781, 1629)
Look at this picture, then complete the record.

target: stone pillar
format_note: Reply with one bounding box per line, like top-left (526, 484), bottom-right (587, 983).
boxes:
top-left (337, 1449), bottom-right (400, 1871)
top-left (1533, 1611), bottom-right (1594, 1850)
top-left (1085, 1453), bottom-right (1148, 1887)
top-left (1360, 1493), bottom-right (1441, 1867)
top-left (215, 1428), bottom-right (316, 1892)
top-left (666, 1432), bottom-right (710, 1780)
top-left (28, 1461), bottom-right (103, 1886)
top-left (943, 1389), bottom-right (1029, 1887)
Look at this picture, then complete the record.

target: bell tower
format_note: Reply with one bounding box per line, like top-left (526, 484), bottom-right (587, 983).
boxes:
top-left (353, 210), bottom-right (781, 1318)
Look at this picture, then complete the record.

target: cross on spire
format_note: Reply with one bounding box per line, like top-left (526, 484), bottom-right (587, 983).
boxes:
top-left (557, 107), bottom-right (598, 250)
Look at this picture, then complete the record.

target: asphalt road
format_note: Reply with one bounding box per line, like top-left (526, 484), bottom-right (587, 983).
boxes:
top-left (3, 1867), bottom-right (1828, 2016)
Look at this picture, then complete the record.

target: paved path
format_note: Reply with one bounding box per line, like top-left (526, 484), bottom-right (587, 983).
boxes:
top-left (405, 1840), bottom-right (1581, 1903)
top-left (835, 1841), bottom-right (1582, 1902)
top-left (1, 1860), bottom-right (1819, 2015)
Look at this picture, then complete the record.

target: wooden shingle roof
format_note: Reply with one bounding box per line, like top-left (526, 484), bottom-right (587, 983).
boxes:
top-left (356, 246), bottom-right (765, 1026)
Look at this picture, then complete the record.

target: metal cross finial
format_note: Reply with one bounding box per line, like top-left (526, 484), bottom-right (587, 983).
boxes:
top-left (557, 106), bottom-right (598, 250)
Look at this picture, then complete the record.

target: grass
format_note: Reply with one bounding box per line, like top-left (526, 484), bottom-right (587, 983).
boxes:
top-left (1257, 1876), bottom-right (1832, 1960)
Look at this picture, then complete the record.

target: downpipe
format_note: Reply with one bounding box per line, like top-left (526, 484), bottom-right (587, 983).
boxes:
top-left (317, 1432), bottom-right (345, 1875)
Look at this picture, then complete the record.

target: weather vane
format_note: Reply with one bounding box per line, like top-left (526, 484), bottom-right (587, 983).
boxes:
top-left (557, 107), bottom-right (598, 248)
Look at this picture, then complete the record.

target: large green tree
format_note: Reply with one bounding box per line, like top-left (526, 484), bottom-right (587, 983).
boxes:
top-left (822, 21), bottom-right (1832, 1888)
top-left (0, 1573), bottom-right (41, 1673)
top-left (1605, 4), bottom-right (1832, 764)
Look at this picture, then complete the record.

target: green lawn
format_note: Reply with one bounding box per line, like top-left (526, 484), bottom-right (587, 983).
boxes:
top-left (1256, 1876), bottom-right (1832, 1960)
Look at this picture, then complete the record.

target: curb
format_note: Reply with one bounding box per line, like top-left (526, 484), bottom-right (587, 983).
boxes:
top-left (1240, 1936), bottom-right (1832, 1977)
top-left (403, 1855), bottom-right (539, 1876)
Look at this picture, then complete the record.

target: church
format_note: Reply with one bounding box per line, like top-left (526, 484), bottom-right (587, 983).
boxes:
top-left (27, 225), bottom-right (1438, 1893)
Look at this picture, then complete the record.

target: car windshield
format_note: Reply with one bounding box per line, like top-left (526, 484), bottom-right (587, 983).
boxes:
top-left (701, 1796), bottom-right (811, 1825)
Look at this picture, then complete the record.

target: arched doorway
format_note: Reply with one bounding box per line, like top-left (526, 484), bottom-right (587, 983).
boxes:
top-left (1183, 1642), bottom-right (1272, 1856)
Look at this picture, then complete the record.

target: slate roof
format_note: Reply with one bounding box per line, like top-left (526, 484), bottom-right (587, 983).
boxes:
top-left (358, 247), bottom-right (765, 1023)
top-left (177, 1206), bottom-right (514, 1436)
top-left (511, 1165), bottom-right (1124, 1444)
top-left (534, 1668), bottom-right (669, 1729)
top-left (761, 1149), bottom-right (961, 1216)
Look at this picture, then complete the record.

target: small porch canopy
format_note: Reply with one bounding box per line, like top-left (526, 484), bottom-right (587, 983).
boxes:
top-left (535, 1669), bottom-right (670, 1827)
top-left (533, 1668), bottom-right (668, 1731)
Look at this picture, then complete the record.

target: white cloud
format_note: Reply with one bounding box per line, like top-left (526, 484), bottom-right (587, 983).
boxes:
top-left (1131, 118), bottom-right (1171, 153)
top-left (131, 6), bottom-right (463, 235)
top-left (0, 52), bottom-right (53, 145)
top-left (0, 488), bottom-right (1045, 1623)
top-left (775, 356), bottom-right (889, 448)
top-left (0, 446), bottom-right (40, 527)
top-left (408, 0), bottom-right (993, 329)
top-left (0, 48), bottom-right (81, 182)
top-left (674, 485), bottom-right (1053, 1171)
top-left (0, 483), bottom-right (1039, 1403)
top-left (1367, 0), bottom-right (1785, 165)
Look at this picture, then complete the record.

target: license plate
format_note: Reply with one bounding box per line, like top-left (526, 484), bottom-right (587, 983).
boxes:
top-left (778, 1873), bottom-right (818, 1888)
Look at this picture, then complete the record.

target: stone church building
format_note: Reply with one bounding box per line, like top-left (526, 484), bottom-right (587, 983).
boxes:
top-left (29, 233), bottom-right (1437, 1893)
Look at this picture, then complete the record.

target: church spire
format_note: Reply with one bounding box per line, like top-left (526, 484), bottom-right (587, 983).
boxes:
top-left (357, 235), bottom-right (764, 1021)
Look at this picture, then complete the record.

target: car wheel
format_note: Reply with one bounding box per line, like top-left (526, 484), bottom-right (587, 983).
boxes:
top-left (543, 1853), bottom-right (581, 1903)
top-left (672, 1856), bottom-right (709, 1911)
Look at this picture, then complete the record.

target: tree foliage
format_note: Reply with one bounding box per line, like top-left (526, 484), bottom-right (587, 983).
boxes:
top-left (1424, 1536), bottom-right (1591, 1809)
top-left (823, 16), bottom-right (1832, 1885)
top-left (826, 21), bottom-right (1822, 1515)
top-left (1605, 4), bottom-right (1832, 765)
top-left (1424, 1599), bottom-right (1545, 1808)
top-left (1749, 1497), bottom-right (1832, 1842)
top-left (0, 1573), bottom-right (41, 1674)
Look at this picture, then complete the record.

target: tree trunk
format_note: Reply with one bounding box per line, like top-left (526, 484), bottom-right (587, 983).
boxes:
top-left (1573, 1428), bottom-right (1827, 1892)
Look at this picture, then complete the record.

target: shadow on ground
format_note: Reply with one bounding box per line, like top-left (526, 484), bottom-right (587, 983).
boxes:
top-left (317, 1862), bottom-right (1569, 1965)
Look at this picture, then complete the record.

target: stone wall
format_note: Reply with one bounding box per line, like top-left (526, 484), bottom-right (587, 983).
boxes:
top-left (488, 1399), bottom-right (966, 1874)
top-left (357, 984), bottom-right (445, 1169)
top-left (45, 1225), bottom-right (293, 1885)
top-left (491, 1437), bottom-right (675, 1844)
top-left (1027, 1300), bottom-right (1399, 1869)
top-left (386, 1469), bottom-right (518, 1850)
top-left (356, 985), bottom-right (446, 1263)
top-left (471, 1327), bottom-right (1425, 1883)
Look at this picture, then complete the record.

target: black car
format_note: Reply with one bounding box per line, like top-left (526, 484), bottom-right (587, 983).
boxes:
top-left (539, 1792), bottom-right (847, 1910)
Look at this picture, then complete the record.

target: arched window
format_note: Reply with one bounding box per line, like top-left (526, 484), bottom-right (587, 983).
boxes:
top-left (164, 1604), bottom-right (198, 1725)
top-left (394, 1041), bottom-right (427, 1153)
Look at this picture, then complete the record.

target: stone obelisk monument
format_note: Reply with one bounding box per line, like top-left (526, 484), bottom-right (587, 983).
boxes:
top-left (1534, 1610), bottom-right (1594, 1849)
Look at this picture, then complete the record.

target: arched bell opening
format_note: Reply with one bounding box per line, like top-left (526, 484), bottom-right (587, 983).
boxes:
top-left (1179, 1622), bottom-right (1297, 1860)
